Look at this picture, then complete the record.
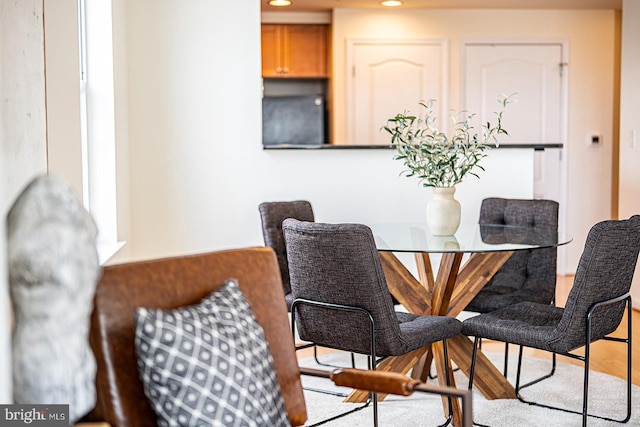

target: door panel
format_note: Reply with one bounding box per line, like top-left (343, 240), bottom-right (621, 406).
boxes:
top-left (463, 43), bottom-right (565, 203)
top-left (348, 40), bottom-right (446, 145)
top-left (464, 44), bottom-right (563, 145)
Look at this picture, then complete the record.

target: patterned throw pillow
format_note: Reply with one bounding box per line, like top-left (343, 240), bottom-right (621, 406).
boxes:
top-left (134, 279), bottom-right (291, 427)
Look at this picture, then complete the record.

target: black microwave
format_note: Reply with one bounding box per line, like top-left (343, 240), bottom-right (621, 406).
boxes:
top-left (262, 95), bottom-right (326, 146)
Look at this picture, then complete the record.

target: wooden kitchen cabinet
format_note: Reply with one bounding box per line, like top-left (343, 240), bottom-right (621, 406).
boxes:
top-left (261, 24), bottom-right (328, 78)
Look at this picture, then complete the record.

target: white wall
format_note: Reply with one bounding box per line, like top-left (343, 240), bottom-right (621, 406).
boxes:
top-left (0, 0), bottom-right (48, 210)
top-left (44, 0), bottom-right (83, 199)
top-left (0, 0), bottom-right (49, 404)
top-left (124, 6), bottom-right (618, 274)
top-left (37, 3), bottom-right (618, 275)
top-left (123, 0), bottom-right (534, 263)
top-left (619, 0), bottom-right (640, 304)
top-left (331, 9), bottom-right (617, 274)
top-left (40, 4), bottom-right (617, 275)
top-left (0, 179), bottom-right (8, 403)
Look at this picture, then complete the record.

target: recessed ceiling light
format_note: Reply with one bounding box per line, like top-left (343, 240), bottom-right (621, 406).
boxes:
top-left (380, 0), bottom-right (403, 6)
top-left (269, 0), bottom-right (292, 6)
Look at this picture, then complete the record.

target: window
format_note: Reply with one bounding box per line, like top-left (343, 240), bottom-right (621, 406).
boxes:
top-left (78, 0), bottom-right (123, 263)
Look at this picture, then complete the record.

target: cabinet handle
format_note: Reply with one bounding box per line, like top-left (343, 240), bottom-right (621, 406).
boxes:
top-left (283, 67), bottom-right (289, 74)
top-left (276, 67), bottom-right (282, 74)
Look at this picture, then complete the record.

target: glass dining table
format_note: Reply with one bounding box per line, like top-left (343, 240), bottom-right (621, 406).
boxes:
top-left (344, 222), bottom-right (572, 426)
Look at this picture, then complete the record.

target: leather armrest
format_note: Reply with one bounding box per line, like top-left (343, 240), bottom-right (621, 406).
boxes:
top-left (299, 366), bottom-right (474, 427)
top-left (299, 366), bottom-right (469, 398)
top-left (330, 368), bottom-right (421, 396)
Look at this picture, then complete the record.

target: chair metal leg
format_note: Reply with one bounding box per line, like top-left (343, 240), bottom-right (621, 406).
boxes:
top-left (301, 385), bottom-right (349, 397)
top-left (466, 338), bottom-right (493, 427)
top-left (293, 344), bottom-right (350, 397)
top-left (503, 296), bottom-right (560, 380)
top-left (582, 330), bottom-right (590, 427)
top-left (301, 364), bottom-right (373, 426)
top-left (371, 343), bottom-right (379, 427)
top-left (295, 355), bottom-right (371, 422)
top-left (436, 339), bottom-right (454, 427)
top-left (428, 365), bottom-right (460, 380)
top-left (313, 344), bottom-right (357, 369)
top-left (292, 298), bottom-right (379, 426)
top-left (514, 346), bottom-right (556, 391)
top-left (305, 396), bottom-right (371, 427)
top-left (513, 297), bottom-right (632, 425)
top-left (625, 300), bottom-right (633, 423)
top-left (503, 341), bottom-right (508, 377)
top-left (514, 346), bottom-right (631, 425)
top-left (505, 343), bottom-right (556, 382)
top-left (293, 326), bottom-right (350, 398)
top-left (468, 337), bottom-right (480, 390)
top-left (293, 298), bottom-right (461, 427)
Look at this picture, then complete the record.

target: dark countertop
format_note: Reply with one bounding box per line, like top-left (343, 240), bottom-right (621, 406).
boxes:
top-left (263, 143), bottom-right (563, 150)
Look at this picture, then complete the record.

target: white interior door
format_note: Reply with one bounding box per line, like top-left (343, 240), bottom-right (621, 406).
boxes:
top-left (463, 42), bottom-right (566, 203)
top-left (347, 39), bottom-right (447, 145)
top-left (464, 42), bottom-right (567, 274)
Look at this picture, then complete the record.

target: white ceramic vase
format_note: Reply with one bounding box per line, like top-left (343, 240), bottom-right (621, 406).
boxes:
top-left (426, 187), bottom-right (461, 236)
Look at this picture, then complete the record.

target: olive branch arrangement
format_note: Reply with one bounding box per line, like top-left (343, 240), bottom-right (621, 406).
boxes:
top-left (382, 95), bottom-right (516, 188)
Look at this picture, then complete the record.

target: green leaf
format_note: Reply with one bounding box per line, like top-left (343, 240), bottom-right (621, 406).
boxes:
top-left (383, 96), bottom-right (514, 187)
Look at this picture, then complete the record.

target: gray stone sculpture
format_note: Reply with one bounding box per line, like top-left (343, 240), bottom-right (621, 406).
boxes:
top-left (7, 175), bottom-right (101, 423)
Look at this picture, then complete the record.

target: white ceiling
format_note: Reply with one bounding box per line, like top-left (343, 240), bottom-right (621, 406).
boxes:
top-left (261, 0), bottom-right (622, 13)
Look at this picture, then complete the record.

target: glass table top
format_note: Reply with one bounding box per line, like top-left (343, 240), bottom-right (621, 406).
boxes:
top-left (368, 223), bottom-right (573, 254)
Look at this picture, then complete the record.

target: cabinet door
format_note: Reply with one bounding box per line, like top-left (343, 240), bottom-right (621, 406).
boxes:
top-left (261, 24), bottom-right (284, 78)
top-left (283, 25), bottom-right (328, 78)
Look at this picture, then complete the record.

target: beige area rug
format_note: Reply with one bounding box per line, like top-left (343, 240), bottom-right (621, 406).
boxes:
top-left (298, 351), bottom-right (639, 427)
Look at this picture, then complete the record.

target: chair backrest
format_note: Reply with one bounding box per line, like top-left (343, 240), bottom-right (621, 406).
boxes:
top-left (550, 215), bottom-right (640, 353)
top-left (282, 219), bottom-right (408, 356)
top-left (259, 201), bottom-right (315, 297)
top-left (475, 198), bottom-right (559, 309)
top-left (479, 198), bottom-right (559, 229)
top-left (87, 247), bottom-right (307, 427)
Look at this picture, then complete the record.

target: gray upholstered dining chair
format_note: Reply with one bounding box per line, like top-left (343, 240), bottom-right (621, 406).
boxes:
top-left (462, 215), bottom-right (640, 427)
top-left (259, 200), bottom-right (354, 371)
top-left (466, 197), bottom-right (559, 377)
top-left (467, 197), bottom-right (559, 313)
top-left (259, 200), bottom-right (315, 310)
top-left (282, 219), bottom-right (464, 427)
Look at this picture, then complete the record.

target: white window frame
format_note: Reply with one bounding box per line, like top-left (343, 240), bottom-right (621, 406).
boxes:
top-left (78, 0), bottom-right (124, 263)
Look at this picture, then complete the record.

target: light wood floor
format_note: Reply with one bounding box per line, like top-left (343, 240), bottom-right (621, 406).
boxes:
top-left (298, 275), bottom-right (639, 385)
